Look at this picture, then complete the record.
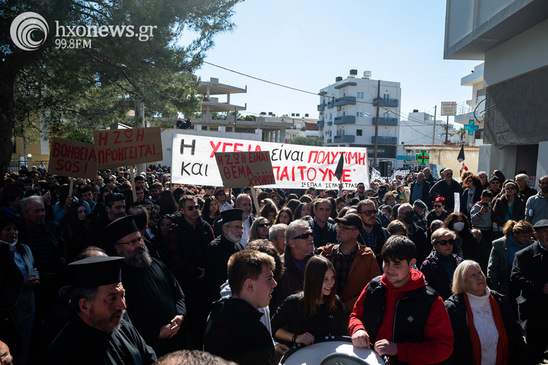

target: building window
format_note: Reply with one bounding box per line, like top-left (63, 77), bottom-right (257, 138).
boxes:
top-left (357, 112), bottom-right (364, 118)
top-left (357, 92), bottom-right (364, 99)
top-left (357, 129), bottom-right (362, 136)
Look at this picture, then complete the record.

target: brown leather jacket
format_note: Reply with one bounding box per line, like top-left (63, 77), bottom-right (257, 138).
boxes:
top-left (318, 244), bottom-right (380, 311)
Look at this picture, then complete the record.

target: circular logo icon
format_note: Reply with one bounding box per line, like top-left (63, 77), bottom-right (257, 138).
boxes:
top-left (10, 12), bottom-right (49, 51)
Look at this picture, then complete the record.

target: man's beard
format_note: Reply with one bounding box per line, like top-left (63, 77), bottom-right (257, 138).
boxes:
top-left (542, 186), bottom-right (548, 194)
top-left (226, 230), bottom-right (242, 244)
top-left (125, 245), bottom-right (152, 268)
top-left (90, 309), bottom-right (125, 334)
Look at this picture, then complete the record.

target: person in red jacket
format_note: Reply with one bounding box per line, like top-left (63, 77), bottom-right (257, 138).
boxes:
top-left (349, 235), bottom-right (453, 365)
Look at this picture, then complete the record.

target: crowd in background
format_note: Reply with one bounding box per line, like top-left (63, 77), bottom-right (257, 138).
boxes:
top-left (0, 161), bottom-right (547, 364)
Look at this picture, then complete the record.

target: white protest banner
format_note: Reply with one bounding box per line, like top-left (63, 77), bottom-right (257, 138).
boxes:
top-left (171, 134), bottom-right (369, 189)
top-left (215, 151), bottom-right (276, 188)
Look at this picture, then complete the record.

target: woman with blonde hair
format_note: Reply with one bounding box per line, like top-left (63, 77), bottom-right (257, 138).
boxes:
top-left (443, 260), bottom-right (525, 364)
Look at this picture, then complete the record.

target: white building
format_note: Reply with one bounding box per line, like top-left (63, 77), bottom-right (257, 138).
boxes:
top-left (454, 63), bottom-right (485, 146)
top-left (445, 0), bottom-right (548, 180)
top-left (317, 70), bottom-right (401, 169)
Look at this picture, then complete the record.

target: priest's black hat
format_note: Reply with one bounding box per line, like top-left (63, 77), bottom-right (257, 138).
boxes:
top-left (220, 208), bottom-right (243, 223)
top-left (69, 256), bottom-right (123, 288)
top-left (105, 215), bottom-right (139, 245)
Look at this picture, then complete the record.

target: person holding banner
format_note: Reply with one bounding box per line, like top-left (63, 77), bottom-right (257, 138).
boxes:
top-left (429, 168), bottom-right (463, 213)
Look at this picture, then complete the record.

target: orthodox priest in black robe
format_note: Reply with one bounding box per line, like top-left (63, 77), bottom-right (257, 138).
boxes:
top-left (107, 215), bottom-right (187, 357)
top-left (47, 256), bottom-right (156, 364)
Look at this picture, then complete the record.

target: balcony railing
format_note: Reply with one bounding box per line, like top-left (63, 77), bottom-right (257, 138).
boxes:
top-left (371, 136), bottom-right (397, 144)
top-left (335, 96), bottom-right (356, 107)
top-left (373, 98), bottom-right (399, 107)
top-left (371, 117), bottom-right (398, 126)
top-left (334, 116), bottom-right (356, 125)
top-left (317, 120), bottom-right (325, 128)
top-left (334, 135), bottom-right (355, 143)
top-left (317, 103), bottom-right (326, 112)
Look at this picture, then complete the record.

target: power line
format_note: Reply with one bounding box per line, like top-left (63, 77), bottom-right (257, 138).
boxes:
top-left (203, 61), bottom-right (318, 96)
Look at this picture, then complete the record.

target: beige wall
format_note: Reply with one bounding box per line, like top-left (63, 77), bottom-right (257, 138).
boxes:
top-left (429, 146), bottom-right (479, 181)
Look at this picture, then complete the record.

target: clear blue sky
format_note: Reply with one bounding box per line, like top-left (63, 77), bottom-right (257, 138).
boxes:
top-left (195, 0), bottom-right (479, 121)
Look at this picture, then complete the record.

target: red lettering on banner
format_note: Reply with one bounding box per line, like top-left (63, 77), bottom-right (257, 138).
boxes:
top-left (113, 130), bottom-right (122, 144)
top-left (342, 169), bottom-right (351, 182)
top-left (358, 153), bottom-right (366, 165)
top-left (136, 128), bottom-right (144, 142)
top-left (221, 143), bottom-right (233, 152)
top-left (308, 151), bottom-right (318, 163)
top-left (97, 132), bottom-right (108, 146)
top-left (210, 141), bottom-right (222, 157)
top-left (234, 143), bottom-right (243, 152)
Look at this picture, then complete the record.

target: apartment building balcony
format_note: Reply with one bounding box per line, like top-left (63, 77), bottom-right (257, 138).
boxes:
top-left (317, 103), bottom-right (326, 112)
top-left (327, 121), bottom-right (333, 126)
top-left (334, 135), bottom-right (355, 143)
top-left (334, 116), bottom-right (356, 125)
top-left (372, 136), bottom-right (397, 144)
top-left (371, 117), bottom-right (398, 126)
top-left (373, 97), bottom-right (399, 107)
top-left (327, 138), bottom-right (332, 143)
top-left (335, 96), bottom-right (356, 107)
top-left (317, 120), bottom-right (325, 128)
top-left (327, 99), bottom-right (335, 109)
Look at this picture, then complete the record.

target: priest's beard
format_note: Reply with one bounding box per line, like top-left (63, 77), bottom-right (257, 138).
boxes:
top-left (126, 245), bottom-right (152, 268)
top-left (90, 308), bottom-right (125, 334)
top-left (226, 230), bottom-right (242, 244)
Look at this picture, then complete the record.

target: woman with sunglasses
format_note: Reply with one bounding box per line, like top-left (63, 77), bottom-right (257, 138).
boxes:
top-left (248, 217), bottom-right (271, 243)
top-left (487, 220), bottom-right (534, 296)
top-left (491, 180), bottom-right (525, 230)
top-left (420, 228), bottom-right (462, 300)
top-left (427, 197), bottom-right (448, 226)
top-left (271, 256), bottom-right (347, 347)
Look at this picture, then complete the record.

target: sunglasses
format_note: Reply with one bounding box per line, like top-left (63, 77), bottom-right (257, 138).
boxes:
top-left (358, 209), bottom-right (377, 216)
top-left (436, 239), bottom-right (454, 246)
top-left (434, 205), bottom-right (442, 208)
top-left (258, 223), bottom-right (270, 228)
top-left (186, 205), bottom-right (200, 211)
top-left (292, 232), bottom-right (314, 240)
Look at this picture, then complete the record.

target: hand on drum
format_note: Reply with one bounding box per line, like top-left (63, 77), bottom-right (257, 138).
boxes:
top-left (374, 339), bottom-right (398, 356)
top-left (351, 329), bottom-right (370, 348)
top-left (296, 332), bottom-right (315, 346)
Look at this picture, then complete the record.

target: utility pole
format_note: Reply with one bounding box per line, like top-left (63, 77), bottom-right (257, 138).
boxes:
top-left (445, 116), bottom-right (449, 145)
top-left (431, 105), bottom-right (437, 145)
top-left (373, 79), bottom-right (381, 168)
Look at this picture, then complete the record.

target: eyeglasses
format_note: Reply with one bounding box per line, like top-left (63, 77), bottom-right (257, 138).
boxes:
top-left (229, 225), bottom-right (244, 231)
top-left (258, 223), bottom-right (270, 228)
top-left (292, 232), bottom-right (314, 240)
top-left (435, 239), bottom-right (454, 246)
top-left (434, 205), bottom-right (442, 208)
top-left (117, 236), bottom-right (144, 246)
top-left (358, 209), bottom-right (377, 216)
top-left (186, 205), bottom-right (200, 211)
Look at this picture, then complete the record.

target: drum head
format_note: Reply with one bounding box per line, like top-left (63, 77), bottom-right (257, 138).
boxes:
top-left (280, 338), bottom-right (384, 365)
top-left (320, 352), bottom-right (371, 365)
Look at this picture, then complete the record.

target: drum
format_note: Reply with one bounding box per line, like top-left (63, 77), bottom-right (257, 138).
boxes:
top-left (280, 337), bottom-right (385, 365)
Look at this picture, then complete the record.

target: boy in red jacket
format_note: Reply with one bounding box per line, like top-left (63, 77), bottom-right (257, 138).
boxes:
top-left (349, 235), bottom-right (453, 364)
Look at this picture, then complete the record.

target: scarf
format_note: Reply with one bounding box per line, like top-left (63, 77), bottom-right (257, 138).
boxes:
top-left (463, 292), bottom-right (509, 365)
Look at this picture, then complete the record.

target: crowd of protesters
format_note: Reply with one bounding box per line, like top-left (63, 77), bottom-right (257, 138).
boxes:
top-left (0, 162), bottom-right (547, 364)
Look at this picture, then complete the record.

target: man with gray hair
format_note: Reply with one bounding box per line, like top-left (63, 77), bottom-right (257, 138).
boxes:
top-left (397, 203), bottom-right (428, 264)
top-left (269, 223), bottom-right (287, 255)
top-left (270, 220), bottom-right (315, 311)
top-left (515, 173), bottom-right (537, 201)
